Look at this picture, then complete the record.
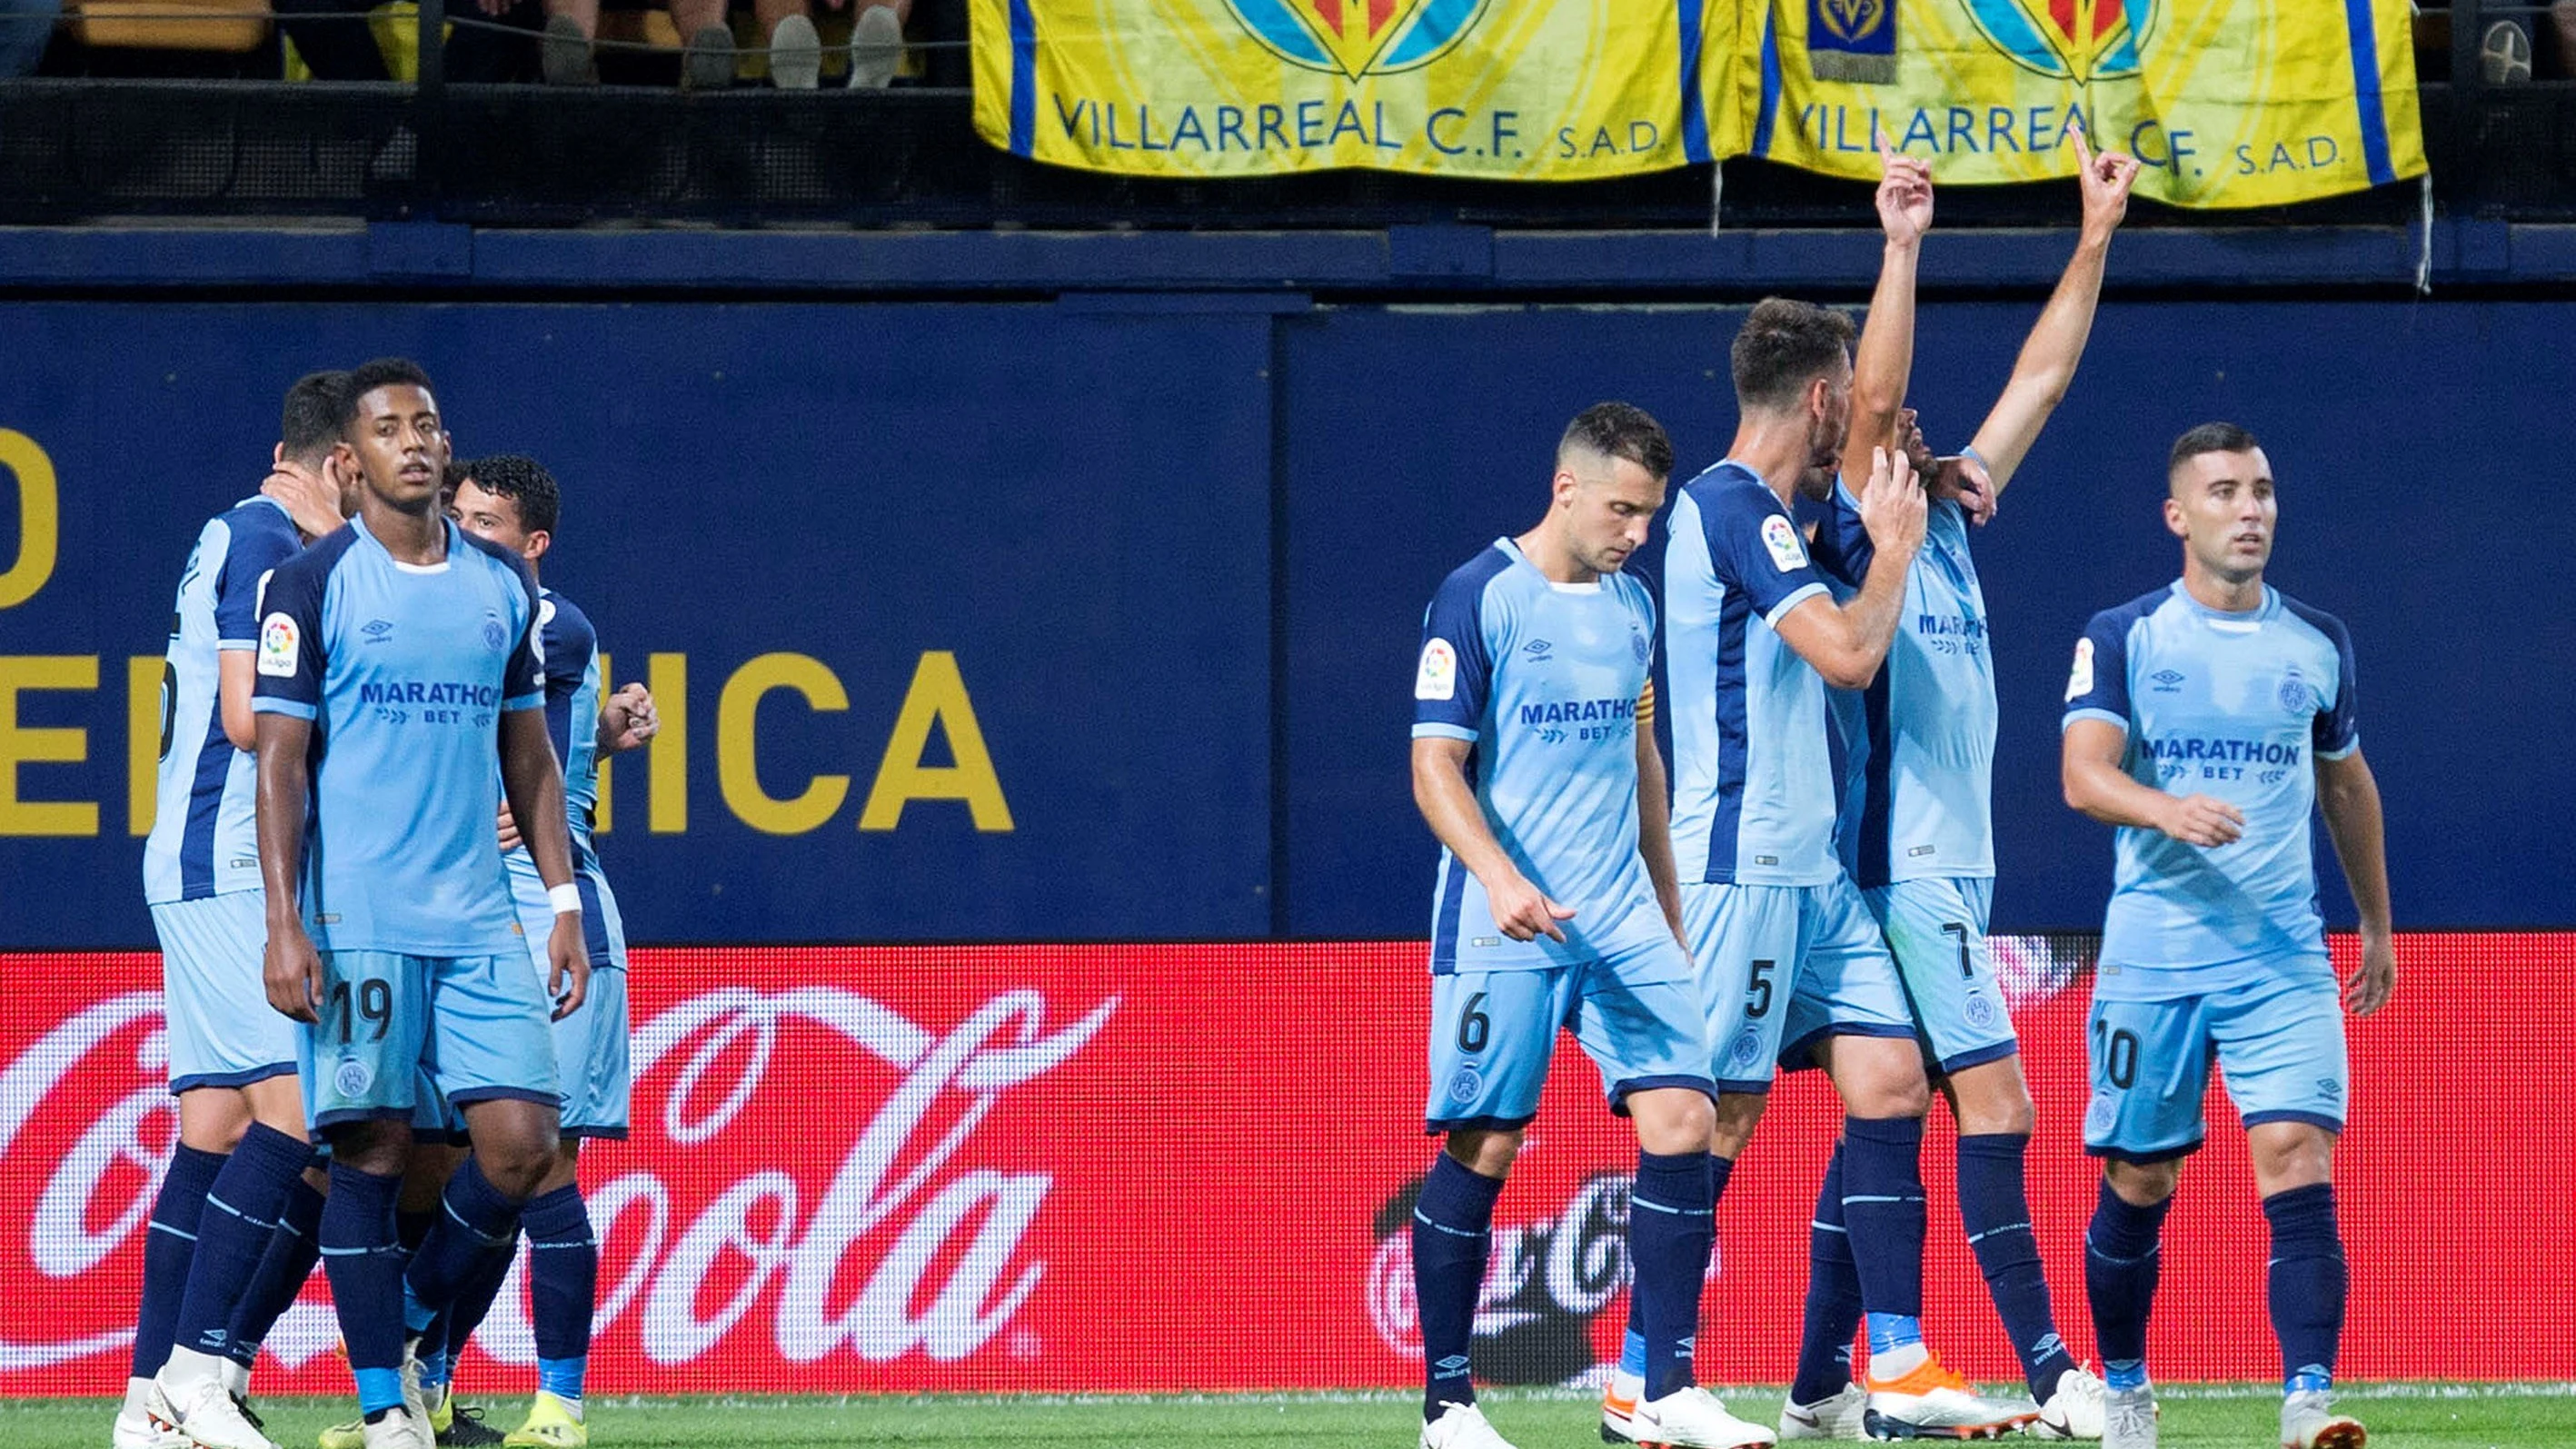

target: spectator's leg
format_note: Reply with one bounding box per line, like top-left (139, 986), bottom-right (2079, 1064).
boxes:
top-left (0, 0), bottom-right (60, 78)
top-left (760, 0), bottom-right (816, 88)
top-left (539, 0), bottom-right (595, 83)
top-left (276, 0), bottom-right (393, 80)
top-left (847, 0), bottom-right (903, 87)
top-left (444, 0), bottom-right (544, 82)
top-left (671, 0), bottom-right (732, 87)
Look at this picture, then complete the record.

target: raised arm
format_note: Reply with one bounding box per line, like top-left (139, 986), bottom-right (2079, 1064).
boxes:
top-left (1845, 137), bottom-right (1932, 477)
top-left (1773, 446), bottom-right (1925, 690)
top-left (1411, 736), bottom-right (1573, 944)
top-left (1968, 130), bottom-right (2138, 494)
top-left (2316, 748), bottom-right (2396, 1016)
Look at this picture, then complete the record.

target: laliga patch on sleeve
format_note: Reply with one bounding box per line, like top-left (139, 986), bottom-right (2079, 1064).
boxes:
top-left (257, 613), bottom-right (300, 678)
top-left (1760, 513), bottom-right (1807, 572)
top-left (1415, 638), bottom-right (1458, 701)
top-left (2065, 637), bottom-right (2094, 702)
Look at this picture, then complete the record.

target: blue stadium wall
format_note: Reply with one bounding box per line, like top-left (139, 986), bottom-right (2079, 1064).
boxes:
top-left (2, 297), bottom-right (2568, 946)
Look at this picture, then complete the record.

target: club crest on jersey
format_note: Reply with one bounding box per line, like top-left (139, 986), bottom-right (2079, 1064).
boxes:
top-left (2278, 672), bottom-right (2311, 713)
top-left (257, 612), bottom-right (300, 678)
top-left (2065, 637), bottom-right (2094, 701)
top-left (1223, 0), bottom-right (1491, 82)
top-left (482, 611), bottom-right (507, 652)
top-left (1415, 637), bottom-right (1458, 701)
top-left (1760, 514), bottom-right (1807, 573)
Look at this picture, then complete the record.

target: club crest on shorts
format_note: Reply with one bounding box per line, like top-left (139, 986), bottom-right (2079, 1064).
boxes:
top-left (333, 1057), bottom-right (374, 1099)
top-left (1445, 1064), bottom-right (1482, 1105)
top-left (1964, 994), bottom-right (1996, 1029)
top-left (1729, 1025), bottom-right (1765, 1069)
top-left (2084, 1091), bottom-right (2116, 1136)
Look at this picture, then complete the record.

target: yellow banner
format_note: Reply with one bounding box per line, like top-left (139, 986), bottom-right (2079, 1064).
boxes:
top-left (970, 0), bottom-right (1705, 180)
top-left (1708, 0), bottom-right (2426, 207)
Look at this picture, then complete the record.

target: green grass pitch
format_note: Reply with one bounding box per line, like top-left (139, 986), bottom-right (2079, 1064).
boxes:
top-left (9, 1386), bottom-right (2573, 1447)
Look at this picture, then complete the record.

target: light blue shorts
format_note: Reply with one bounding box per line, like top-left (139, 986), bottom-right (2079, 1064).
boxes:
top-left (1866, 877), bottom-right (2019, 1076)
top-left (508, 859), bottom-right (632, 1138)
top-left (1689, 878), bottom-right (1916, 1094)
top-left (297, 949), bottom-right (561, 1134)
top-left (1423, 929), bottom-right (1714, 1133)
top-left (2083, 965), bottom-right (2349, 1164)
top-left (151, 893), bottom-right (300, 1095)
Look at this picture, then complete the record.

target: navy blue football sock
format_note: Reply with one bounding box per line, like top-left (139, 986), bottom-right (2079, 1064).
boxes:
top-left (1412, 1152), bottom-right (1504, 1424)
top-left (1958, 1133), bottom-right (2078, 1397)
top-left (1841, 1115), bottom-right (1928, 1322)
top-left (395, 1207), bottom-right (435, 1255)
top-left (2084, 1178), bottom-right (2171, 1377)
top-left (1629, 1151), bottom-right (1715, 1402)
top-left (173, 1123), bottom-right (309, 1362)
top-left (135, 1145), bottom-right (226, 1379)
top-left (404, 1156), bottom-right (523, 1335)
top-left (437, 1226), bottom-right (519, 1384)
top-left (523, 1185), bottom-right (597, 1404)
top-left (1791, 1141), bottom-right (1863, 1406)
top-left (226, 1168), bottom-right (324, 1370)
top-left (2262, 1184), bottom-right (2345, 1394)
top-left (321, 1162), bottom-right (409, 1414)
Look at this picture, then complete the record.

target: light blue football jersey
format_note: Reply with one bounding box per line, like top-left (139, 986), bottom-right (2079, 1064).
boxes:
top-left (502, 587), bottom-right (622, 969)
top-left (144, 494), bottom-right (307, 906)
top-left (1412, 538), bottom-right (1666, 974)
top-left (2063, 581), bottom-right (2360, 999)
top-left (251, 513), bottom-right (546, 955)
top-left (1664, 461), bottom-right (1838, 887)
top-left (1810, 486), bottom-right (1998, 886)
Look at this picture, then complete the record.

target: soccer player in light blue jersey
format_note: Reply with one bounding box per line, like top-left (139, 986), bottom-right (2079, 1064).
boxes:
top-left (1407, 404), bottom-right (1760, 1449)
top-left (130, 373), bottom-right (352, 1449)
top-left (253, 359), bottom-right (592, 1449)
top-left (443, 456), bottom-right (658, 1449)
top-left (2062, 423), bottom-right (2394, 1449)
top-left (1789, 132), bottom-right (2142, 1443)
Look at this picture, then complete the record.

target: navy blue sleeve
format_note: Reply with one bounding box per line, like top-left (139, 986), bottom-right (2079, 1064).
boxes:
top-left (499, 555), bottom-right (546, 711)
top-left (250, 548), bottom-right (332, 720)
top-left (1704, 481), bottom-right (1829, 624)
top-left (213, 508), bottom-right (303, 648)
top-left (1802, 482), bottom-right (1874, 588)
top-left (2298, 606), bottom-right (2361, 759)
top-left (540, 597), bottom-right (597, 760)
top-left (1413, 559), bottom-right (1501, 741)
top-left (2062, 608), bottom-right (2134, 731)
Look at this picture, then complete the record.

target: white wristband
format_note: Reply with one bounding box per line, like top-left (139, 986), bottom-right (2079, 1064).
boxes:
top-left (548, 883), bottom-right (582, 916)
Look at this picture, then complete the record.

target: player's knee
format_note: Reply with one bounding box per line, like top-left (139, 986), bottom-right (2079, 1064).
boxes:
top-left (174, 1087), bottom-right (254, 1154)
top-left (1444, 1126), bottom-right (1522, 1180)
top-left (2247, 1121), bottom-right (2336, 1195)
top-left (1709, 1091), bottom-right (1767, 1158)
top-left (2104, 1157), bottom-right (2180, 1206)
top-left (328, 1120), bottom-right (413, 1177)
top-left (1946, 1059), bottom-right (2035, 1136)
top-left (1625, 1087), bottom-right (1716, 1155)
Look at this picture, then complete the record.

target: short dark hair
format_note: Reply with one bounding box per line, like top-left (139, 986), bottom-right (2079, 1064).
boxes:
top-left (2168, 421), bottom-right (2263, 474)
top-left (1729, 298), bottom-right (1856, 412)
top-left (1559, 402), bottom-right (1675, 482)
top-left (279, 372), bottom-right (346, 466)
top-left (459, 453), bottom-right (561, 535)
top-left (338, 357), bottom-right (436, 434)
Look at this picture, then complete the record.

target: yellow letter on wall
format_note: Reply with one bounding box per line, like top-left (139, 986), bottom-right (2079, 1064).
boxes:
top-left (718, 652), bottom-right (850, 836)
top-left (860, 650), bottom-right (1014, 833)
top-left (130, 655), bottom-right (163, 837)
top-left (0, 432), bottom-right (59, 610)
top-left (648, 651), bottom-right (687, 834)
top-left (0, 655), bottom-right (99, 836)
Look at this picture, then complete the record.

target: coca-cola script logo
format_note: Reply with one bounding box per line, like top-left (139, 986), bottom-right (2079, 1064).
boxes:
top-left (0, 984), bottom-right (1118, 1378)
top-left (1365, 1172), bottom-right (1633, 1384)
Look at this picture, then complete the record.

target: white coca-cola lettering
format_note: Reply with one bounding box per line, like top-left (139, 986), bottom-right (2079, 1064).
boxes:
top-left (1366, 1172), bottom-right (1634, 1357)
top-left (0, 984), bottom-right (1117, 1375)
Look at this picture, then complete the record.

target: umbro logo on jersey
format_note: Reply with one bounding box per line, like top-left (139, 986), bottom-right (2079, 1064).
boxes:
top-left (1522, 639), bottom-right (1554, 659)
top-left (2150, 669), bottom-right (2186, 691)
top-left (363, 619), bottom-right (394, 643)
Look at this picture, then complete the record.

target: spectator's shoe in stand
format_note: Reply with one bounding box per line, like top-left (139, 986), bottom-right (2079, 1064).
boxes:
top-left (848, 5), bottom-right (901, 88)
top-left (683, 24), bottom-right (736, 89)
top-left (541, 15), bottom-right (594, 85)
top-left (768, 14), bottom-right (821, 89)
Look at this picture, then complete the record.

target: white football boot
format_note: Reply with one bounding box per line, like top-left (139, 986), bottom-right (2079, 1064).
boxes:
top-left (1630, 1385), bottom-right (1776, 1448)
top-left (1421, 1401), bottom-right (1517, 1449)
top-left (113, 1376), bottom-right (191, 1449)
top-left (2279, 1389), bottom-right (2366, 1449)
top-left (361, 1407), bottom-right (434, 1449)
top-left (1775, 1383), bottom-right (1867, 1440)
top-left (1859, 1353), bottom-right (2039, 1439)
top-left (2102, 1382), bottom-right (2157, 1449)
top-left (2033, 1365), bottom-right (2109, 1439)
top-left (157, 1355), bottom-right (281, 1449)
top-left (1600, 1381), bottom-right (1642, 1444)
